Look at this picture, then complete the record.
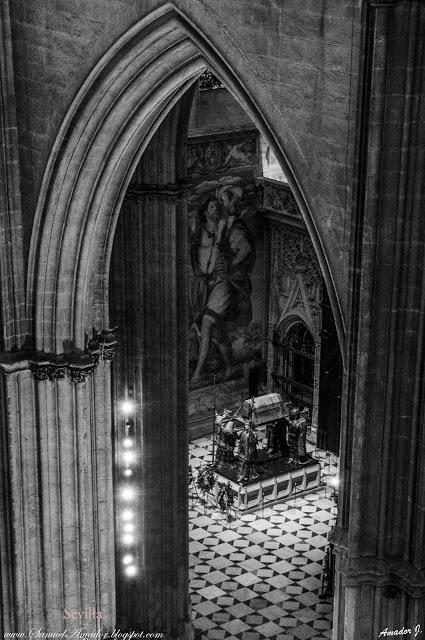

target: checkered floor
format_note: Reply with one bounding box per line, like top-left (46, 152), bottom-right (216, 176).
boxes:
top-left (189, 435), bottom-right (338, 640)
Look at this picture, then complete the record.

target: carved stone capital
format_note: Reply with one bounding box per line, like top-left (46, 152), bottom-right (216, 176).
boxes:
top-left (0, 329), bottom-right (117, 382)
top-left (86, 327), bottom-right (118, 363)
top-left (67, 363), bottom-right (97, 383)
top-left (30, 354), bottom-right (96, 383)
top-left (30, 363), bottom-right (67, 381)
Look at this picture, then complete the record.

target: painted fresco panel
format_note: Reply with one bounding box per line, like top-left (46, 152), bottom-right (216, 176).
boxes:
top-left (187, 131), bottom-right (263, 396)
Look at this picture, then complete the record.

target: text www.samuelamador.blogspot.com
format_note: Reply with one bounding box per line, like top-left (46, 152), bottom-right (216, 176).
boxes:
top-left (3, 630), bottom-right (164, 640)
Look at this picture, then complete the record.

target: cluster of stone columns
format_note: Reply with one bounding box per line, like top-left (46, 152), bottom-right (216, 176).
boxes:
top-left (0, 359), bottom-right (115, 632)
top-left (333, 1), bottom-right (425, 637)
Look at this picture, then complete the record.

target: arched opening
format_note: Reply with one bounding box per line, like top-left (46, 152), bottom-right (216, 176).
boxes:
top-left (273, 321), bottom-right (315, 411)
top-left (27, 7), bottom-right (345, 353)
top-left (106, 68), bottom-right (343, 634)
top-left (27, 7), bottom-right (345, 637)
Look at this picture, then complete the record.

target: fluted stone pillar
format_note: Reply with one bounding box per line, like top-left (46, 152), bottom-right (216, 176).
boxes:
top-left (111, 188), bottom-right (192, 637)
top-left (0, 359), bottom-right (115, 633)
top-left (140, 190), bottom-right (190, 637)
top-left (110, 97), bottom-right (195, 638)
top-left (333, 1), bottom-right (425, 637)
top-left (0, 0), bottom-right (26, 352)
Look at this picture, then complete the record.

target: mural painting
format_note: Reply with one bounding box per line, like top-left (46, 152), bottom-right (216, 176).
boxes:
top-left (187, 132), bottom-right (262, 392)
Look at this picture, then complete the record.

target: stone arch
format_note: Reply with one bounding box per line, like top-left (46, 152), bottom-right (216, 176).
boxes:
top-left (27, 3), bottom-right (345, 356)
top-left (276, 310), bottom-right (316, 342)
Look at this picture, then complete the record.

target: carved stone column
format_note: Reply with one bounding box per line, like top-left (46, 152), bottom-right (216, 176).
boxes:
top-left (0, 0), bottom-right (26, 351)
top-left (334, 1), bottom-right (425, 637)
top-left (110, 97), bottom-right (195, 638)
top-left (0, 356), bottom-right (115, 632)
top-left (111, 187), bottom-right (192, 637)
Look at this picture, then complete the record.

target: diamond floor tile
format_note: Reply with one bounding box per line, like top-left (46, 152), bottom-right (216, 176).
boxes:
top-left (189, 434), bottom-right (336, 639)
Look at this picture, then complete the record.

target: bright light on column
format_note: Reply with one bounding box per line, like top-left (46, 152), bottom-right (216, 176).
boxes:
top-left (330, 476), bottom-right (340, 488)
top-left (121, 486), bottom-right (136, 501)
top-left (120, 394), bottom-right (137, 578)
top-left (122, 451), bottom-right (136, 465)
top-left (124, 565), bottom-right (137, 577)
top-left (122, 400), bottom-right (135, 416)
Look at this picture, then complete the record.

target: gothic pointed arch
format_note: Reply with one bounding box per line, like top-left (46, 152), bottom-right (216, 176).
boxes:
top-left (276, 275), bottom-right (317, 340)
top-left (27, 3), bottom-right (345, 357)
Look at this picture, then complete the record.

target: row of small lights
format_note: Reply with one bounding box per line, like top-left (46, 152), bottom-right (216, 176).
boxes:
top-left (121, 398), bottom-right (138, 578)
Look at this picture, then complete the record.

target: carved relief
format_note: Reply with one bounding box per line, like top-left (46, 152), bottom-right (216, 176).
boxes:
top-left (270, 225), bottom-right (322, 306)
top-left (187, 132), bottom-right (258, 176)
top-left (67, 365), bottom-right (97, 384)
top-left (259, 181), bottom-right (300, 217)
top-left (30, 361), bottom-right (95, 383)
top-left (30, 364), bottom-right (67, 381)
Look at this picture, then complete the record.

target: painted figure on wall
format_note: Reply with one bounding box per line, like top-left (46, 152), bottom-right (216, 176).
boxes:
top-left (189, 187), bottom-right (255, 383)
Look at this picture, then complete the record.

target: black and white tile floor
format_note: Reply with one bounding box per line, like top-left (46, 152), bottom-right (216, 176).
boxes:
top-left (189, 435), bottom-right (338, 640)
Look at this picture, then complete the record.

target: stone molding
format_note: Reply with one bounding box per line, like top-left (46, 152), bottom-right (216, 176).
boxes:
top-left (125, 182), bottom-right (189, 203)
top-left (0, 329), bottom-right (117, 382)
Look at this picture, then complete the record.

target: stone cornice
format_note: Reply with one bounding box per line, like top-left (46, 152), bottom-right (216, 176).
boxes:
top-left (0, 329), bottom-right (117, 382)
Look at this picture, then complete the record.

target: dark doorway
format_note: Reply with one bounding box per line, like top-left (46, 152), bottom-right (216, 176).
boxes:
top-left (272, 321), bottom-right (315, 413)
